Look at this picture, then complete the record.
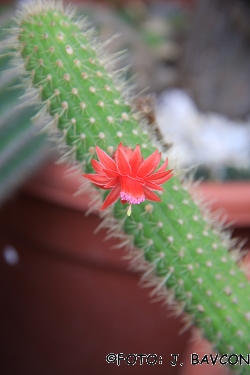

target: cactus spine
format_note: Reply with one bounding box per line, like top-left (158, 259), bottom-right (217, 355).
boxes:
top-left (7, 2), bottom-right (250, 372)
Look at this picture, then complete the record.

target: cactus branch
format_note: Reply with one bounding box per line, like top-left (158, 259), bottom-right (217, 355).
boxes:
top-left (4, 2), bottom-right (250, 373)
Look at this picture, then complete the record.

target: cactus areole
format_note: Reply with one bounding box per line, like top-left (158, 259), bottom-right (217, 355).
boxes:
top-left (7, 1), bottom-right (250, 373)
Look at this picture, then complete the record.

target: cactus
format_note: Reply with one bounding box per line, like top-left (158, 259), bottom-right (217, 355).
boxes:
top-left (4, 2), bottom-right (250, 373)
top-left (0, 12), bottom-right (49, 204)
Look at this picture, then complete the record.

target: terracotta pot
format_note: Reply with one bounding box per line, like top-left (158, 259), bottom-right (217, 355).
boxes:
top-left (0, 160), bottom-right (190, 375)
top-left (198, 182), bottom-right (250, 228)
top-left (1, 161), bottom-right (249, 375)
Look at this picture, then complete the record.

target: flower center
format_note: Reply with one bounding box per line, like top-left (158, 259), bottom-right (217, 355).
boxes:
top-left (119, 176), bottom-right (145, 205)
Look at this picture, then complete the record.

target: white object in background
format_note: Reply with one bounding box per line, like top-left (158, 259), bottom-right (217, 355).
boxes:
top-left (157, 89), bottom-right (250, 169)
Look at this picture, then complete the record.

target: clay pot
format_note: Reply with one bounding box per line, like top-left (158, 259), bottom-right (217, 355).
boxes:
top-left (198, 182), bottom-right (250, 228)
top-left (0, 160), bottom-right (190, 375)
top-left (1, 161), bottom-right (249, 375)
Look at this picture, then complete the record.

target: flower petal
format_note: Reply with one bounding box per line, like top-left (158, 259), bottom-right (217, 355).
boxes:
top-left (137, 149), bottom-right (161, 177)
top-left (116, 148), bottom-right (132, 175)
top-left (144, 181), bottom-right (164, 191)
top-left (151, 173), bottom-right (174, 185)
top-left (118, 142), bottom-right (133, 159)
top-left (96, 146), bottom-right (117, 171)
top-left (83, 173), bottom-right (110, 185)
top-left (120, 175), bottom-right (145, 204)
top-left (142, 186), bottom-right (161, 202)
top-left (101, 184), bottom-right (121, 210)
top-left (91, 159), bottom-right (104, 174)
top-left (156, 158), bottom-right (169, 173)
top-left (103, 168), bottom-right (119, 178)
top-left (104, 178), bottom-right (119, 188)
top-left (129, 144), bottom-right (142, 174)
top-left (144, 169), bottom-right (173, 181)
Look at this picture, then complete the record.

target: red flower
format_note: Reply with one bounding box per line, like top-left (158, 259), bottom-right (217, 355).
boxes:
top-left (83, 143), bottom-right (173, 214)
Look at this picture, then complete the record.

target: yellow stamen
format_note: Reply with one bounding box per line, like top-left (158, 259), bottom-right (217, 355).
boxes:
top-left (127, 204), bottom-right (132, 216)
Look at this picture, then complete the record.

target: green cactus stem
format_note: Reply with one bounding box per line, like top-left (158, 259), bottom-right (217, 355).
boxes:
top-left (6, 2), bottom-right (250, 373)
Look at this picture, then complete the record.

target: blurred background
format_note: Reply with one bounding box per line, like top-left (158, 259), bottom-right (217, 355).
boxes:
top-left (0, 1), bottom-right (250, 374)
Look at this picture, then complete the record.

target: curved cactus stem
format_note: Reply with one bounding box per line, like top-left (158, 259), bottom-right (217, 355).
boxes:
top-left (3, 2), bottom-right (250, 373)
